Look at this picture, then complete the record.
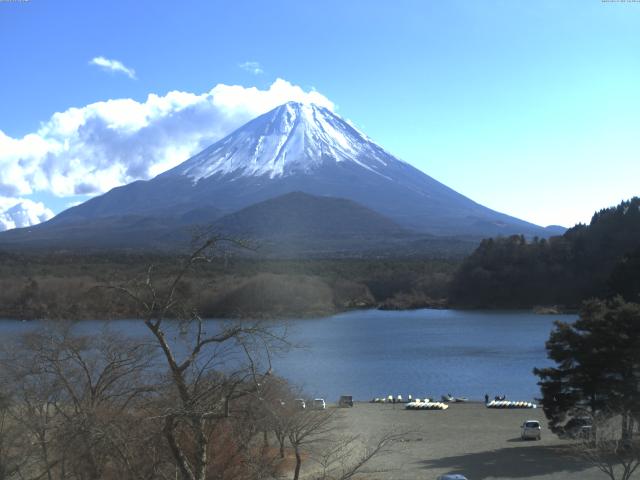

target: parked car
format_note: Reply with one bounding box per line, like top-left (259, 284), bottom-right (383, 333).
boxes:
top-left (294, 398), bottom-right (306, 410)
top-left (312, 398), bottom-right (326, 410)
top-left (338, 395), bottom-right (353, 407)
top-left (437, 474), bottom-right (469, 480)
top-left (563, 417), bottom-right (592, 439)
top-left (521, 420), bottom-right (542, 440)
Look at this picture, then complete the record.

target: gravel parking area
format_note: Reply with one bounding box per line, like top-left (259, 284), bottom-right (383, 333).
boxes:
top-left (331, 402), bottom-right (606, 480)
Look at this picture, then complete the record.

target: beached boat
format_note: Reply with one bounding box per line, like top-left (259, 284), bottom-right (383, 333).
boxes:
top-left (486, 400), bottom-right (536, 409)
top-left (441, 394), bottom-right (468, 403)
top-left (406, 401), bottom-right (449, 410)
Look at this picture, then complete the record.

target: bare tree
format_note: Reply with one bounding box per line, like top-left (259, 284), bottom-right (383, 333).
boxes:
top-left (4, 361), bottom-right (62, 480)
top-left (311, 431), bottom-right (405, 480)
top-left (255, 376), bottom-right (299, 459)
top-left (286, 409), bottom-right (337, 480)
top-left (574, 412), bottom-right (640, 480)
top-left (0, 390), bottom-right (33, 480)
top-left (282, 405), bottom-right (405, 480)
top-left (0, 236), bottom-right (290, 480)
top-left (270, 404), bottom-right (292, 460)
top-left (0, 323), bottom-right (166, 480)
top-left (107, 236), bottom-right (289, 480)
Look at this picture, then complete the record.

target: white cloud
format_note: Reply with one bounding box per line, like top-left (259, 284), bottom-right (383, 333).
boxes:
top-left (0, 78), bottom-right (334, 230)
top-left (0, 198), bottom-right (54, 231)
top-left (239, 61), bottom-right (264, 75)
top-left (89, 56), bottom-right (137, 79)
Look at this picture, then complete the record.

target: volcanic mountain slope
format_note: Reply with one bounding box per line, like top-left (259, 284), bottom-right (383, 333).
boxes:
top-left (213, 191), bottom-right (407, 239)
top-left (212, 192), bottom-right (431, 257)
top-left (0, 101), bottom-right (560, 252)
top-left (0, 191), bottom-right (475, 256)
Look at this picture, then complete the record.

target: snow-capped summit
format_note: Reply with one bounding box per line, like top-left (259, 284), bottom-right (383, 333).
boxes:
top-left (21, 101), bottom-right (557, 249)
top-left (170, 102), bottom-right (396, 181)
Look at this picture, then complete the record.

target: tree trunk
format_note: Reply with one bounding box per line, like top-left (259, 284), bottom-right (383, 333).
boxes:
top-left (39, 433), bottom-right (53, 480)
top-left (193, 416), bottom-right (208, 480)
top-left (85, 442), bottom-right (102, 480)
top-left (60, 450), bottom-right (66, 480)
top-left (293, 446), bottom-right (302, 480)
top-left (164, 417), bottom-right (195, 480)
top-left (622, 411), bottom-right (633, 446)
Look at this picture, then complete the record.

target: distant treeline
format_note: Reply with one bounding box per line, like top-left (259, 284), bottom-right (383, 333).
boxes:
top-left (5, 198), bottom-right (638, 319)
top-left (0, 253), bottom-right (457, 320)
top-left (450, 197), bottom-right (640, 309)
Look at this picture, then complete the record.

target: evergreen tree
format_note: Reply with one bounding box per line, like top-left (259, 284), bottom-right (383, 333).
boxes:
top-left (610, 246), bottom-right (640, 303)
top-left (451, 197), bottom-right (640, 308)
top-left (534, 298), bottom-right (640, 437)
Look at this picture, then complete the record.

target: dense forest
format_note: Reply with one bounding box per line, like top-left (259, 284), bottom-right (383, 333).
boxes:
top-left (450, 197), bottom-right (640, 308)
top-left (0, 252), bottom-right (457, 320)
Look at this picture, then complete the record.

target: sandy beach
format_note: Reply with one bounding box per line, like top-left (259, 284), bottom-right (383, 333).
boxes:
top-left (328, 402), bottom-right (606, 480)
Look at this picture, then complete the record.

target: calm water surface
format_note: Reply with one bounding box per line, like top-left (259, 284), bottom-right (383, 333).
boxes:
top-left (0, 309), bottom-right (575, 402)
top-left (272, 309), bottom-right (576, 402)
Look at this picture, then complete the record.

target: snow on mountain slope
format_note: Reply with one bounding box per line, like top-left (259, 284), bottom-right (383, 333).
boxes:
top-left (24, 100), bottom-right (556, 244)
top-left (170, 102), bottom-right (397, 180)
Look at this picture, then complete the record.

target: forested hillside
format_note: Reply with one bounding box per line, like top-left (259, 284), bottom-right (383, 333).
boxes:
top-left (450, 197), bottom-right (640, 308)
top-left (0, 253), bottom-right (456, 320)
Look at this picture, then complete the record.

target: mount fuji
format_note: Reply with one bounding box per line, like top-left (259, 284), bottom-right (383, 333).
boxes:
top-left (0, 102), bottom-right (561, 252)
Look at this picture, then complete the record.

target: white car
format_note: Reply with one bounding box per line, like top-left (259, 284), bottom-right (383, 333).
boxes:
top-left (521, 420), bottom-right (542, 440)
top-left (294, 398), bottom-right (306, 409)
top-left (437, 475), bottom-right (469, 480)
top-left (312, 398), bottom-right (326, 409)
top-left (562, 417), bottom-right (592, 438)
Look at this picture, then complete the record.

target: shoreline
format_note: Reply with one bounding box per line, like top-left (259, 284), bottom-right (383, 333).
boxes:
top-left (0, 303), bottom-right (579, 322)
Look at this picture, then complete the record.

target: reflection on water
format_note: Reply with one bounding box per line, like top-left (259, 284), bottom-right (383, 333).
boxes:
top-left (0, 309), bottom-right (575, 402)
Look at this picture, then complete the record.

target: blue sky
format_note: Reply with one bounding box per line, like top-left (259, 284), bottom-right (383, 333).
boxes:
top-left (0, 0), bottom-right (639, 229)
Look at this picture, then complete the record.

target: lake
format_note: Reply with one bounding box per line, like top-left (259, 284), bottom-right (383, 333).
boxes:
top-left (0, 309), bottom-right (575, 403)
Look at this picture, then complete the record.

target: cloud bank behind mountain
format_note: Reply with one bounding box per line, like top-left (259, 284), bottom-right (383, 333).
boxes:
top-left (0, 79), bottom-right (333, 230)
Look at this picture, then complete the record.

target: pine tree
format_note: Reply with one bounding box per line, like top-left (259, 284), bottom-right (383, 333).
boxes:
top-left (534, 298), bottom-right (640, 437)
